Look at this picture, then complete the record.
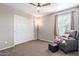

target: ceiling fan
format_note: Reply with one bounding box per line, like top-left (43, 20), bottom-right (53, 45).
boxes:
top-left (30, 3), bottom-right (51, 7)
top-left (29, 3), bottom-right (51, 12)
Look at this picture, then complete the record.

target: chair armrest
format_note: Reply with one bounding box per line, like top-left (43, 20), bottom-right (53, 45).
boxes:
top-left (65, 39), bottom-right (78, 47)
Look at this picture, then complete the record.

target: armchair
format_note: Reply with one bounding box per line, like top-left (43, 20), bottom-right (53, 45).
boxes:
top-left (59, 30), bottom-right (78, 53)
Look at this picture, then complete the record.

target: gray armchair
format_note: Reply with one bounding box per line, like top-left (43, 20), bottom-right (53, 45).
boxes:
top-left (59, 30), bottom-right (78, 53)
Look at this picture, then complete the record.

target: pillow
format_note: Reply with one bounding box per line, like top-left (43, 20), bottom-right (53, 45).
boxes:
top-left (53, 36), bottom-right (60, 43)
top-left (62, 33), bottom-right (70, 38)
top-left (69, 31), bottom-right (77, 39)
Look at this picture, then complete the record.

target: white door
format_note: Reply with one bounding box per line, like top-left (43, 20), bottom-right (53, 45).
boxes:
top-left (14, 14), bottom-right (34, 45)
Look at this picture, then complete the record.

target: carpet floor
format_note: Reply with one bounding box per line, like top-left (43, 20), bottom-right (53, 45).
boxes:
top-left (0, 40), bottom-right (79, 56)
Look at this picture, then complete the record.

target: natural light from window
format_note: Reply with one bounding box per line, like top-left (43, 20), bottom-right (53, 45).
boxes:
top-left (57, 13), bottom-right (71, 36)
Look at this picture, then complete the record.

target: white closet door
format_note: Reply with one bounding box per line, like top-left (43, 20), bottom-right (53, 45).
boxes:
top-left (14, 14), bottom-right (34, 45)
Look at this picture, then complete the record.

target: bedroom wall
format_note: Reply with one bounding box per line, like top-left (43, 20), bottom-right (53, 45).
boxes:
top-left (0, 4), bottom-right (14, 50)
top-left (38, 16), bottom-right (55, 42)
top-left (0, 4), bottom-right (34, 50)
top-left (38, 6), bottom-right (79, 42)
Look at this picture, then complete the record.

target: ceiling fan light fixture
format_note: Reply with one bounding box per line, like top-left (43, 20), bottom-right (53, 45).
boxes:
top-left (37, 7), bottom-right (41, 10)
top-left (29, 3), bottom-right (51, 13)
top-left (37, 7), bottom-right (41, 12)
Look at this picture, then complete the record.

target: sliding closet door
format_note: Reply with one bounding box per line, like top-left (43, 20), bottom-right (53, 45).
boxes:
top-left (14, 14), bottom-right (34, 45)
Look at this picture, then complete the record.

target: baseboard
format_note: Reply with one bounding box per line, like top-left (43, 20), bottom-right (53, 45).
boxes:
top-left (0, 39), bottom-right (35, 51)
top-left (0, 39), bottom-right (52, 51)
top-left (39, 39), bottom-right (53, 42)
top-left (0, 45), bottom-right (15, 51)
top-left (14, 39), bottom-right (34, 46)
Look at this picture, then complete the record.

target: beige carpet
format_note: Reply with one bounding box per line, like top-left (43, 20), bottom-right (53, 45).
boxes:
top-left (0, 40), bottom-right (79, 56)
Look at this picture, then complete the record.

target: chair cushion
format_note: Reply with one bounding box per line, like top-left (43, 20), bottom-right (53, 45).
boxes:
top-left (69, 31), bottom-right (77, 39)
top-left (65, 30), bottom-right (77, 39)
top-left (62, 33), bottom-right (70, 39)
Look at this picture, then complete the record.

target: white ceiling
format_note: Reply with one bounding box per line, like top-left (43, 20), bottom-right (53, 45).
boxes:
top-left (4, 3), bottom-right (79, 17)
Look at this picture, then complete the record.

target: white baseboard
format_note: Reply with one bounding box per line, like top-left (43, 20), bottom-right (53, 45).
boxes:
top-left (0, 39), bottom-right (34, 51)
top-left (14, 39), bottom-right (34, 46)
top-left (39, 39), bottom-right (53, 42)
top-left (0, 39), bottom-right (52, 51)
top-left (0, 45), bottom-right (15, 51)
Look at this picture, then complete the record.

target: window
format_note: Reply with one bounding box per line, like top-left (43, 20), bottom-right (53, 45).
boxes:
top-left (57, 13), bottom-right (72, 36)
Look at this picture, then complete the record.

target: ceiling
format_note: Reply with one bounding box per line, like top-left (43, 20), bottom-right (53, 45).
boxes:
top-left (4, 3), bottom-right (79, 17)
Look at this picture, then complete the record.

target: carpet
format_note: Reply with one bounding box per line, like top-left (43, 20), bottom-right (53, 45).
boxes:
top-left (0, 40), bottom-right (79, 56)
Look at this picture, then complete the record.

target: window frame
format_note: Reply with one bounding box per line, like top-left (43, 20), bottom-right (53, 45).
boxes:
top-left (55, 11), bottom-right (75, 36)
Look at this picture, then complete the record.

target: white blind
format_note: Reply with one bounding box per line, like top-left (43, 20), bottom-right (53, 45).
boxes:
top-left (57, 13), bottom-right (71, 36)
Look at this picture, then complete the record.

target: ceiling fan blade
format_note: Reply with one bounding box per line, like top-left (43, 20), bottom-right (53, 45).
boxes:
top-left (29, 3), bottom-right (37, 6)
top-left (41, 3), bottom-right (51, 7)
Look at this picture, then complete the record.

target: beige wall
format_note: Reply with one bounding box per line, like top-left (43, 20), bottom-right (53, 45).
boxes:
top-left (38, 6), bottom-right (79, 42)
top-left (0, 4), bottom-right (14, 50)
top-left (0, 4), bottom-right (34, 50)
top-left (37, 16), bottom-right (55, 42)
